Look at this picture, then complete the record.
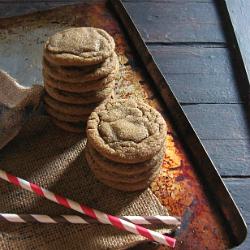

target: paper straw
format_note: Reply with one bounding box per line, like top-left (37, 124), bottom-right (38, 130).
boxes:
top-left (0, 169), bottom-right (176, 248)
top-left (0, 213), bottom-right (181, 226)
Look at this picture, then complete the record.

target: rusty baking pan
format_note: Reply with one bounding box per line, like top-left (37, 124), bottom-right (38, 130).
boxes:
top-left (0, 0), bottom-right (247, 249)
top-left (110, 0), bottom-right (247, 248)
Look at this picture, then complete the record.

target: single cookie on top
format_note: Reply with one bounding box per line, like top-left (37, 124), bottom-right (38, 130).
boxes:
top-left (44, 27), bottom-right (115, 66)
top-left (86, 98), bottom-right (167, 164)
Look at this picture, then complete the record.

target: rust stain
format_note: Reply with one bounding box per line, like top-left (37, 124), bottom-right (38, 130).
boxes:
top-left (79, 3), bottom-right (231, 249)
top-left (0, 2), bottom-right (231, 249)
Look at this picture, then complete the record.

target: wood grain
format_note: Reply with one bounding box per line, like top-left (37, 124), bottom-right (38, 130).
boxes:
top-left (165, 73), bottom-right (243, 104)
top-left (149, 46), bottom-right (247, 103)
top-left (182, 104), bottom-right (250, 140)
top-left (203, 139), bottom-right (250, 176)
top-left (123, 1), bottom-right (226, 43)
top-left (149, 46), bottom-right (231, 74)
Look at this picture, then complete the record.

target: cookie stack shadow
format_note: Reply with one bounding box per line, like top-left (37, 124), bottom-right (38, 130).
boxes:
top-left (85, 99), bottom-right (167, 192)
top-left (42, 27), bottom-right (119, 133)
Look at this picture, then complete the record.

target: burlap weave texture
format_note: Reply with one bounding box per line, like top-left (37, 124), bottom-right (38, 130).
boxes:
top-left (0, 115), bottom-right (170, 250)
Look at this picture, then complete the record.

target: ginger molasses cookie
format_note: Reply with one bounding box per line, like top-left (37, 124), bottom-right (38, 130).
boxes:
top-left (43, 53), bottom-right (118, 83)
top-left (44, 27), bottom-right (115, 66)
top-left (45, 104), bottom-right (89, 123)
top-left (51, 118), bottom-right (85, 133)
top-left (87, 142), bottom-right (165, 176)
top-left (44, 81), bottom-right (115, 105)
top-left (43, 69), bottom-right (118, 93)
top-left (95, 172), bottom-right (160, 192)
top-left (85, 149), bottom-right (161, 192)
top-left (44, 94), bottom-right (98, 116)
top-left (85, 147), bottom-right (163, 183)
top-left (87, 99), bottom-right (167, 163)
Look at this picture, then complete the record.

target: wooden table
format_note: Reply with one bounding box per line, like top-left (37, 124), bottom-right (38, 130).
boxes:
top-left (0, 0), bottom-right (249, 249)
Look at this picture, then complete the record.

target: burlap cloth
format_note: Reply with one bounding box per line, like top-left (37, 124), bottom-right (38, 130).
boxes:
top-left (0, 70), bottom-right (43, 151)
top-left (0, 113), bottom-right (173, 250)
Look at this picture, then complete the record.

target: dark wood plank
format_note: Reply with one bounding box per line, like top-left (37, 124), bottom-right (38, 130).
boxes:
top-left (166, 73), bottom-right (242, 104)
top-left (224, 179), bottom-right (250, 249)
top-left (150, 46), bottom-right (231, 74)
top-left (225, 0), bottom-right (250, 95)
top-left (149, 46), bottom-right (247, 103)
top-left (123, 1), bottom-right (226, 43)
top-left (182, 104), bottom-right (250, 139)
top-left (202, 139), bottom-right (250, 176)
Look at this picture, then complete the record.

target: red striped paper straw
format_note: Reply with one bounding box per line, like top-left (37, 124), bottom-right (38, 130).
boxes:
top-left (0, 169), bottom-right (176, 248)
top-left (0, 213), bottom-right (181, 226)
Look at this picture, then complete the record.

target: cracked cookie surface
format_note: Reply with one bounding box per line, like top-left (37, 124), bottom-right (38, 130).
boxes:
top-left (87, 99), bottom-right (167, 163)
top-left (44, 27), bottom-right (115, 66)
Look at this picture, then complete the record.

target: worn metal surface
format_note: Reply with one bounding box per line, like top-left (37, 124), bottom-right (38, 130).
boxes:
top-left (111, 1), bottom-right (247, 248)
top-left (0, 1), bottom-right (246, 249)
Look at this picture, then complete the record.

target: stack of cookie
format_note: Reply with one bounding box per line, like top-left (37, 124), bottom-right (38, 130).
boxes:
top-left (42, 27), bottom-right (119, 133)
top-left (86, 98), bottom-right (167, 192)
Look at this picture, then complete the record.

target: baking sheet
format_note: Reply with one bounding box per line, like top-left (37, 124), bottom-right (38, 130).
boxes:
top-left (0, 1), bottom-right (246, 249)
